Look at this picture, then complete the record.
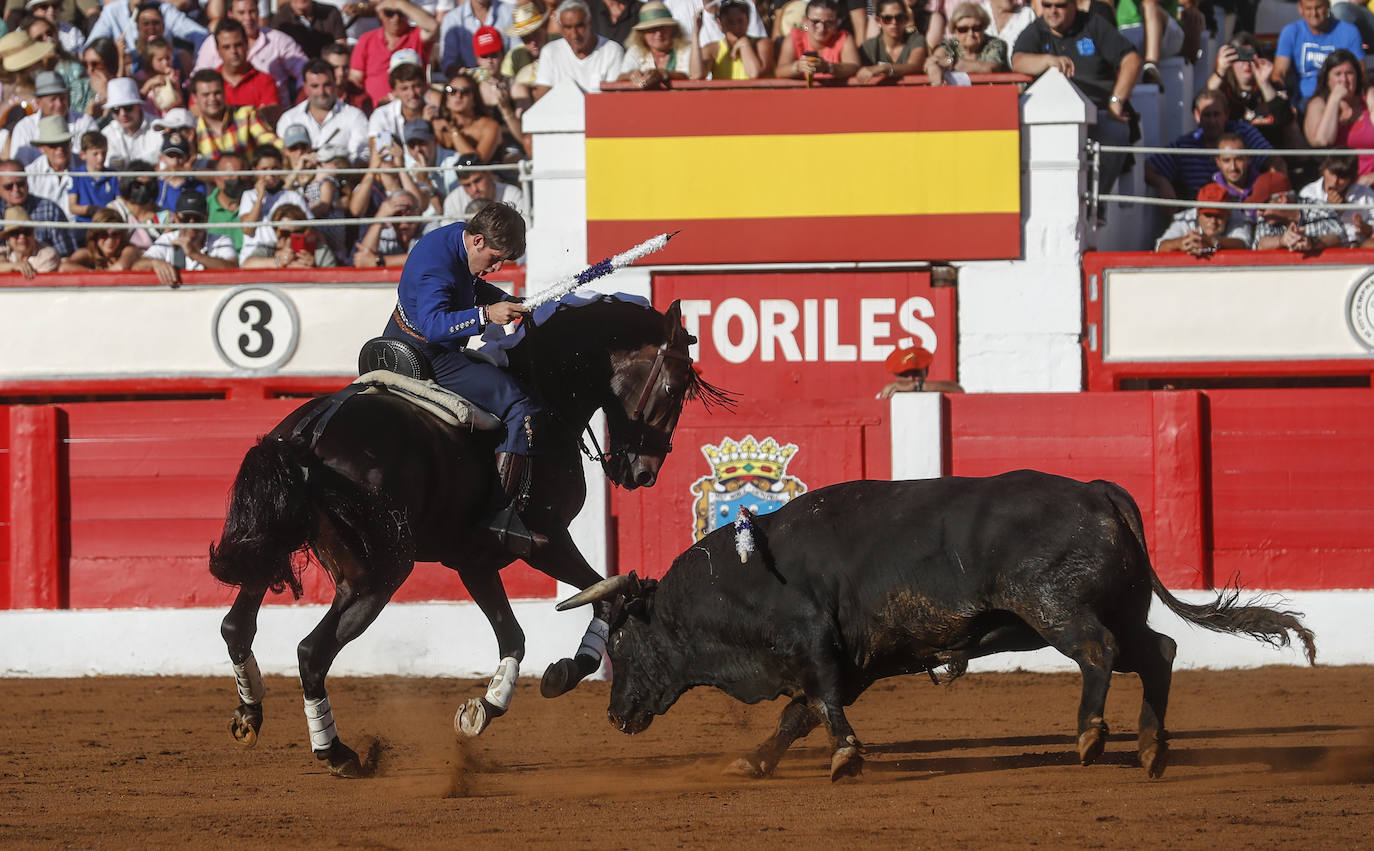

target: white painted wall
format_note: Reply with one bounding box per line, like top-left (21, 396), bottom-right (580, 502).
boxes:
top-left (0, 590), bottom-right (1361, 677)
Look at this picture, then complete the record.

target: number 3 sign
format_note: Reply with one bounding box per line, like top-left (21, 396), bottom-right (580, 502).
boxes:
top-left (212, 286), bottom-right (300, 372)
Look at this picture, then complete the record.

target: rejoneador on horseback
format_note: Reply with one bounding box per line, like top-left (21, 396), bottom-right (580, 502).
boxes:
top-left (208, 207), bottom-right (731, 776)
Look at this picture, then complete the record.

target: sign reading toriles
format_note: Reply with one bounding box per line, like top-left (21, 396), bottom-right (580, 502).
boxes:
top-left (690, 435), bottom-right (808, 541)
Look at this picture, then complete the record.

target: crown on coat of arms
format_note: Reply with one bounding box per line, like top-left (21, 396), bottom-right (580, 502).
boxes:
top-left (701, 435), bottom-right (798, 487)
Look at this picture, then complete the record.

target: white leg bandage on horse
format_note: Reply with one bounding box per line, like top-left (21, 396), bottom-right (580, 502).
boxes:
top-left (232, 654), bottom-right (265, 705)
top-left (576, 618), bottom-right (610, 662)
top-left (484, 656), bottom-right (520, 712)
top-left (303, 695), bottom-right (338, 751)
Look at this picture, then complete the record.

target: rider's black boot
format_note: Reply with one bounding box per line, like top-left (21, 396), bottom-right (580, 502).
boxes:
top-left (489, 452), bottom-right (542, 557)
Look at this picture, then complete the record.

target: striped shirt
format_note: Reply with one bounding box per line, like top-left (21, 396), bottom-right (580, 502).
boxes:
top-left (1146, 121), bottom-right (1272, 199)
top-left (195, 107), bottom-right (283, 162)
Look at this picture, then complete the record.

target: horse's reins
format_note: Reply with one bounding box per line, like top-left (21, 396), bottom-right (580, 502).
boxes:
top-left (577, 341), bottom-right (692, 480)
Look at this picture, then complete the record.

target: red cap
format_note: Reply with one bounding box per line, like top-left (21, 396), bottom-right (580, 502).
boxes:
top-left (473, 25), bottom-right (503, 57)
top-left (1245, 169), bottom-right (1292, 204)
top-left (885, 344), bottom-right (934, 375)
top-left (1196, 182), bottom-right (1229, 217)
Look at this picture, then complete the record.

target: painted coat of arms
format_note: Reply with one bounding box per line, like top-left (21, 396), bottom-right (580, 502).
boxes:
top-left (690, 435), bottom-right (807, 541)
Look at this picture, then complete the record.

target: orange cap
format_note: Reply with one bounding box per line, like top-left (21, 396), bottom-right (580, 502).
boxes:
top-left (885, 344), bottom-right (934, 375)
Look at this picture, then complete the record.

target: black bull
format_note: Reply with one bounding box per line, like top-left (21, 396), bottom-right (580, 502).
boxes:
top-left (561, 471), bottom-right (1318, 781)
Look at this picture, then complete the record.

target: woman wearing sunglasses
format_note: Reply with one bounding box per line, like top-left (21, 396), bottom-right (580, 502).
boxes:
top-left (855, 0), bottom-right (926, 82)
top-left (924, 1), bottom-right (1008, 84)
top-left (431, 73), bottom-right (501, 164)
top-left (777, 0), bottom-right (861, 81)
top-left (61, 207), bottom-right (142, 271)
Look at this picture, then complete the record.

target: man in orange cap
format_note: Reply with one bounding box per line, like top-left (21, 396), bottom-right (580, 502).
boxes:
top-left (1248, 170), bottom-right (1344, 252)
top-left (1156, 182), bottom-right (1252, 255)
top-left (877, 339), bottom-right (962, 398)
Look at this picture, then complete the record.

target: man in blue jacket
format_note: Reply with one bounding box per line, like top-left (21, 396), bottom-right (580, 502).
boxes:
top-left (382, 202), bottom-right (541, 551)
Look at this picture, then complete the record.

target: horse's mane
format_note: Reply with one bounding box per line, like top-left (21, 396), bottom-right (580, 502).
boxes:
top-left (530, 294), bottom-right (735, 412)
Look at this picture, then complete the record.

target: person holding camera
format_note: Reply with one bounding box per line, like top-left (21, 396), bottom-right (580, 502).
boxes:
top-left (1206, 34), bottom-right (1294, 150)
top-left (241, 203), bottom-right (339, 268)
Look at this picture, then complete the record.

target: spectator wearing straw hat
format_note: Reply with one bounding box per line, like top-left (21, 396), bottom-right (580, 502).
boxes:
top-left (8, 70), bottom-right (96, 165)
top-left (0, 206), bottom-right (59, 277)
top-left (192, 0), bottom-right (307, 104)
top-left (503, 2), bottom-right (546, 85)
top-left (23, 114), bottom-right (73, 216)
top-left (269, 0), bottom-right (348, 60)
top-left (617, 1), bottom-right (692, 89)
top-left (0, 30), bottom-right (54, 129)
top-left (352, 0), bottom-right (439, 106)
top-left (84, 0), bottom-right (208, 56)
top-left (276, 59), bottom-right (370, 166)
top-left (1248, 170), bottom-right (1345, 251)
top-left (0, 158), bottom-right (79, 256)
top-left (533, 0), bottom-right (625, 99)
top-left (1155, 182), bottom-right (1253, 255)
top-left (100, 77), bottom-right (163, 168)
top-left (438, 0), bottom-right (512, 76)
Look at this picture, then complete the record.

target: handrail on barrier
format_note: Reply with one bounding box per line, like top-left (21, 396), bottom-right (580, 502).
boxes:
top-left (597, 73), bottom-right (1034, 91)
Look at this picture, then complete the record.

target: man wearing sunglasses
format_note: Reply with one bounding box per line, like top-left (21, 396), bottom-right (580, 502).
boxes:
top-left (99, 77), bottom-right (164, 167)
top-left (0, 159), bottom-right (81, 257)
top-left (351, 0), bottom-right (438, 106)
top-left (1013, 0), bottom-right (1140, 195)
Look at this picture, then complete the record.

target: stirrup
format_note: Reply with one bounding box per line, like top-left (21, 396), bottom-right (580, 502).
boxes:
top-left (489, 501), bottom-right (538, 557)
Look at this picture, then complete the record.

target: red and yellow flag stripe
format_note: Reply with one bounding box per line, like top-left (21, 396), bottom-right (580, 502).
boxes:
top-left (585, 86), bottom-right (1022, 264)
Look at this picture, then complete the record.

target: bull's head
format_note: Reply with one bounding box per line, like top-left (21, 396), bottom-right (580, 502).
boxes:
top-left (556, 572), bottom-right (672, 734)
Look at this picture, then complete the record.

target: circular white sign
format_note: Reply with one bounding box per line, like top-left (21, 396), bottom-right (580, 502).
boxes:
top-left (212, 287), bottom-right (300, 372)
top-left (1349, 273), bottom-right (1374, 352)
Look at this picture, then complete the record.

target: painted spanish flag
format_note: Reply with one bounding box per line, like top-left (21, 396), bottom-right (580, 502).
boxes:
top-left (585, 85), bottom-right (1021, 265)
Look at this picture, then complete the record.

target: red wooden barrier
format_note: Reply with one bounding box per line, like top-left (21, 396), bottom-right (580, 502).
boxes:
top-left (7, 406), bottom-right (61, 608)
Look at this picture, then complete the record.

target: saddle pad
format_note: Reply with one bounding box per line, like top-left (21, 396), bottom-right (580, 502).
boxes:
top-left (355, 370), bottom-right (503, 431)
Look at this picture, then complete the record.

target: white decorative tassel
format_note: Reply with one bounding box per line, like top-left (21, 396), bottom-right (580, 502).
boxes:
top-left (303, 695), bottom-right (338, 751)
top-left (232, 653), bottom-right (265, 705)
top-left (734, 507), bottom-right (756, 563)
top-left (522, 232), bottom-right (676, 310)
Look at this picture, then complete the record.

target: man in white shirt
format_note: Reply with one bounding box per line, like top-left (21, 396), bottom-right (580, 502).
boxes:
top-left (366, 58), bottom-right (428, 150)
top-left (1299, 153), bottom-right (1374, 246)
top-left (276, 58), bottom-right (371, 164)
top-left (533, 0), bottom-right (625, 98)
top-left (100, 78), bottom-right (163, 168)
top-left (23, 115), bottom-right (74, 218)
top-left (441, 153), bottom-right (528, 223)
top-left (9, 72), bottom-right (97, 166)
top-left (142, 190), bottom-right (239, 271)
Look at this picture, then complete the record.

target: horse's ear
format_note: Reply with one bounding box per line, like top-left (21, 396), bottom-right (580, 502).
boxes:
top-left (663, 299), bottom-right (683, 331)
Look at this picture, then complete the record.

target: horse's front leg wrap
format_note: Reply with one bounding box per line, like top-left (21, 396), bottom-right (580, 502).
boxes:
top-left (576, 617), bottom-right (610, 664)
top-left (232, 653), bottom-right (266, 705)
top-left (457, 656), bottom-right (520, 737)
top-left (303, 695), bottom-right (339, 752)
top-left (484, 656), bottom-right (520, 713)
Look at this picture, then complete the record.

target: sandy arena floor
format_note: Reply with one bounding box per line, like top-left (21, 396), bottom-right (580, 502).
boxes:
top-left (3, 666), bottom-right (1372, 847)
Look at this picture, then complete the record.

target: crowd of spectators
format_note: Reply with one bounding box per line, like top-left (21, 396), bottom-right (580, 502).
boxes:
top-left (0, 0), bottom-right (1372, 273)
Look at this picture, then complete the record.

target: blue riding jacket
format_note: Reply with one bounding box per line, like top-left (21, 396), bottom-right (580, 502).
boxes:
top-left (383, 222), bottom-right (545, 457)
top-left (391, 222), bottom-right (516, 349)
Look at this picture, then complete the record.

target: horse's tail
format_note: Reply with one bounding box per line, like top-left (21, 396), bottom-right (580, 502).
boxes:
top-left (1099, 480), bottom-right (1318, 665)
top-left (209, 435), bottom-right (315, 598)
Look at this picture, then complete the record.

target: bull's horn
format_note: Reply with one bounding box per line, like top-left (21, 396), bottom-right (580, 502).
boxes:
top-left (555, 573), bottom-right (638, 611)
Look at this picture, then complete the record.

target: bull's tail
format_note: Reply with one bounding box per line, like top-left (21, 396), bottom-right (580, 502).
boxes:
top-left (209, 436), bottom-right (316, 597)
top-left (1100, 481), bottom-right (1318, 665)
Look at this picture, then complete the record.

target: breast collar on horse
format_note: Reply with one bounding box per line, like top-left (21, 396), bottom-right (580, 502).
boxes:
top-left (576, 340), bottom-right (692, 481)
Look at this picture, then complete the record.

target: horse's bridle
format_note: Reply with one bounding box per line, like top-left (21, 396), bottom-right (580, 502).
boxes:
top-left (579, 341), bottom-right (692, 480)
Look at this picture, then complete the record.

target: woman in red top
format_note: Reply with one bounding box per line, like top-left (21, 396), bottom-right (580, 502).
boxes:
top-left (777, 0), bottom-right (861, 81)
top-left (1304, 49), bottom-right (1374, 183)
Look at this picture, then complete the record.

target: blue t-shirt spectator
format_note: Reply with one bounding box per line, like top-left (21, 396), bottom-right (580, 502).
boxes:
top-left (1276, 16), bottom-right (1363, 108)
top-left (70, 162), bottom-right (118, 223)
top-left (156, 178), bottom-right (204, 215)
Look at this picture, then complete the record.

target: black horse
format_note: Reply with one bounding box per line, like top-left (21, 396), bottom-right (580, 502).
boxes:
top-left (208, 296), bottom-right (730, 777)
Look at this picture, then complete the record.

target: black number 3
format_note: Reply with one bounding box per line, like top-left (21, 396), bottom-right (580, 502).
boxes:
top-left (238, 299), bottom-right (274, 358)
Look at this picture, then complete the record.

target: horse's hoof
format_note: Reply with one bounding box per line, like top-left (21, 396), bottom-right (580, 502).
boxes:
top-left (229, 703), bottom-right (263, 747)
top-left (1078, 717), bottom-right (1109, 766)
top-left (830, 746), bottom-right (863, 782)
top-left (724, 755), bottom-right (768, 778)
top-left (1140, 737), bottom-right (1169, 778)
top-left (317, 739), bottom-right (364, 778)
top-left (540, 657), bottom-right (583, 698)
top-left (456, 697), bottom-right (503, 737)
